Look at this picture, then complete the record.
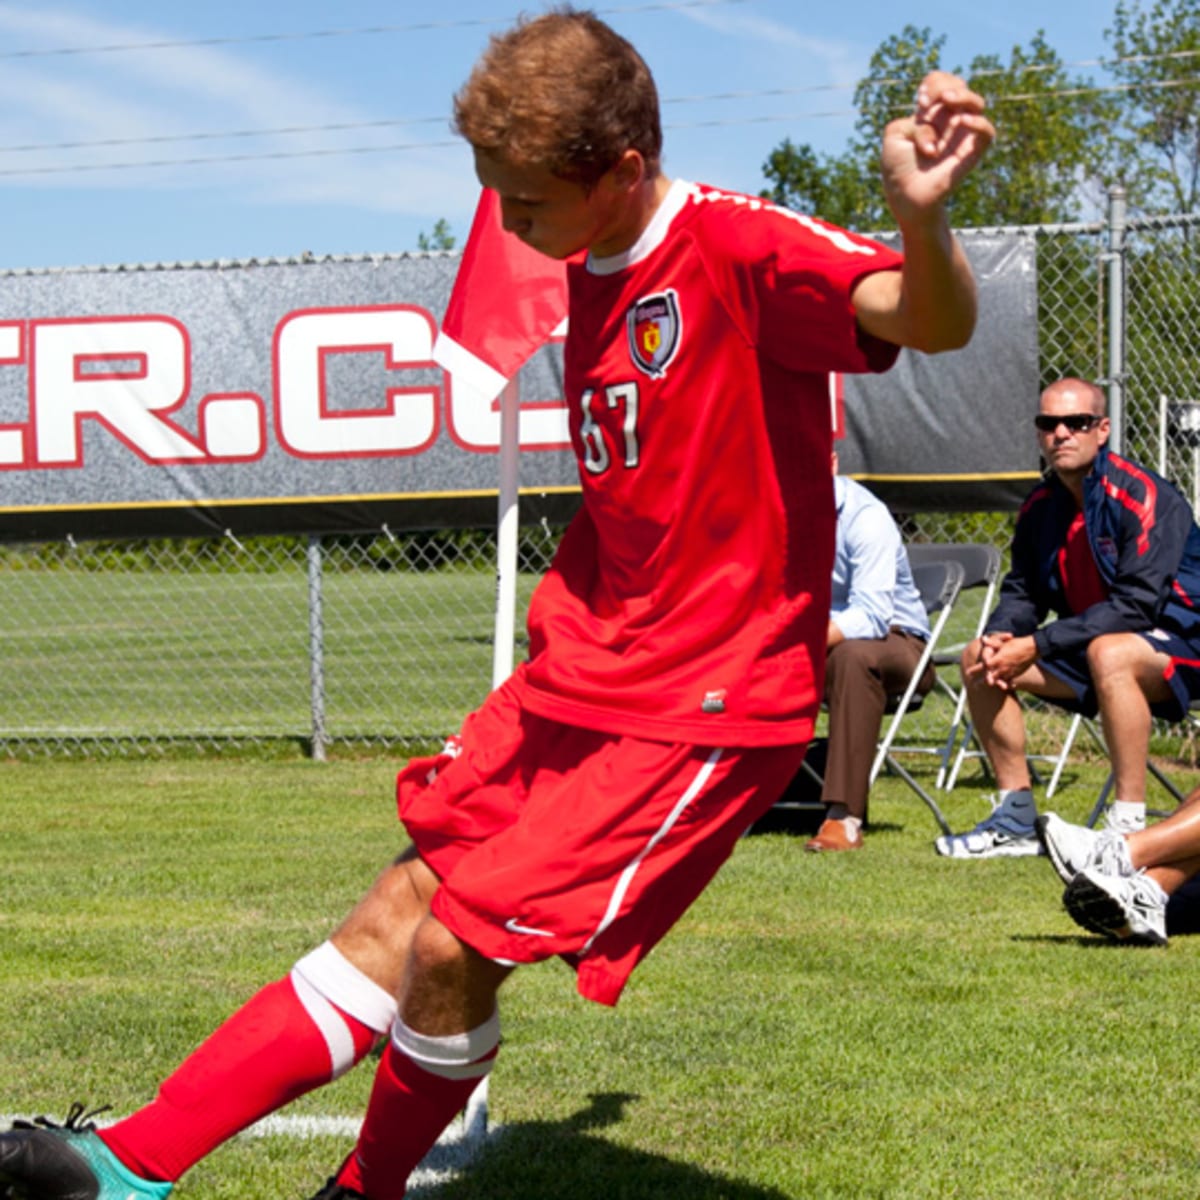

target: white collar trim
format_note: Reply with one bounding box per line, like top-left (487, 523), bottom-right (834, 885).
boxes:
top-left (587, 179), bottom-right (695, 276)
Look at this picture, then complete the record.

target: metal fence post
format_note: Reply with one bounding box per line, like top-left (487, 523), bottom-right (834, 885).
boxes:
top-left (1106, 184), bottom-right (1128, 454)
top-left (307, 534), bottom-right (328, 761)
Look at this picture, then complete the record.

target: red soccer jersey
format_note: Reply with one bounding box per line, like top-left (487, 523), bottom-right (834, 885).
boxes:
top-left (516, 180), bottom-right (903, 746)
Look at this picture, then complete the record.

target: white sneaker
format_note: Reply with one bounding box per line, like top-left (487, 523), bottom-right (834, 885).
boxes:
top-left (934, 795), bottom-right (1041, 859)
top-left (1035, 812), bottom-right (1133, 886)
top-left (1062, 867), bottom-right (1168, 946)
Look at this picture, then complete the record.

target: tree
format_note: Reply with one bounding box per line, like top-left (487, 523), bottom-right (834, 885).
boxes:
top-left (954, 33), bottom-right (1119, 226)
top-left (761, 25), bottom-right (943, 228)
top-left (760, 138), bottom-right (873, 228)
top-left (1107, 0), bottom-right (1200, 213)
top-left (417, 218), bottom-right (456, 251)
top-left (761, 24), bottom-right (1119, 228)
top-left (849, 26), bottom-right (947, 163)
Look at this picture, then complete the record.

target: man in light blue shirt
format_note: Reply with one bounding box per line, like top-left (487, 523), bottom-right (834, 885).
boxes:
top-left (807, 463), bottom-right (932, 851)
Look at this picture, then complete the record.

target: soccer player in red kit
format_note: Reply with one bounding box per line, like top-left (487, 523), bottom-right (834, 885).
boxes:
top-left (0, 9), bottom-right (993, 1200)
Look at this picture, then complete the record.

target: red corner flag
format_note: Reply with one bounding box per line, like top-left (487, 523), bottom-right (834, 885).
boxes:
top-left (432, 188), bottom-right (575, 402)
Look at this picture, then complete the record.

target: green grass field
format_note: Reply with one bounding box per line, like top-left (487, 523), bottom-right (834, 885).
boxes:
top-left (0, 566), bottom-right (519, 745)
top-left (0, 552), bottom-right (1158, 765)
top-left (3, 752), bottom-right (1200, 1199)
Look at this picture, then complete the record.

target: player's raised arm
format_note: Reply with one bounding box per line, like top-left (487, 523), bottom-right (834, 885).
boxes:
top-left (851, 70), bottom-right (995, 355)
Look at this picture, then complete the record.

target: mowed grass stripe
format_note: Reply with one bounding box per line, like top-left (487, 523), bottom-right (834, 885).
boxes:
top-left (4, 753), bottom-right (1200, 1198)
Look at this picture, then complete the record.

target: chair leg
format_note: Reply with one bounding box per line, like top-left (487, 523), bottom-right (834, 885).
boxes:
top-left (1147, 758), bottom-right (1187, 807)
top-left (935, 685), bottom-right (971, 789)
top-left (1087, 760), bottom-right (1186, 827)
top-left (1045, 712), bottom-right (1084, 800)
top-left (943, 718), bottom-right (999, 791)
top-left (799, 757), bottom-right (825, 789)
top-left (880, 753), bottom-right (954, 836)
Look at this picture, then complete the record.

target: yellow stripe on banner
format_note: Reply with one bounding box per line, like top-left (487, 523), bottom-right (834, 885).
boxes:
top-left (851, 472), bottom-right (1043, 484)
top-left (0, 485), bottom-right (584, 517)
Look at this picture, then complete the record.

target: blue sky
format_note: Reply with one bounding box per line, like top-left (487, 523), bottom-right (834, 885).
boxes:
top-left (0, 0), bottom-right (1119, 270)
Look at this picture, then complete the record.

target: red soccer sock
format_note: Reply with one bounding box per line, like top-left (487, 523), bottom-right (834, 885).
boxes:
top-left (101, 974), bottom-right (381, 1182)
top-left (336, 1021), bottom-right (499, 1200)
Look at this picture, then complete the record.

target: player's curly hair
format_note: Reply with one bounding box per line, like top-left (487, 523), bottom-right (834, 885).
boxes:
top-left (452, 6), bottom-right (662, 188)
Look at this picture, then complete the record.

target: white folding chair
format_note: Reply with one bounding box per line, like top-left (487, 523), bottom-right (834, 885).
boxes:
top-left (935, 539), bottom-right (1085, 802)
top-left (944, 678), bottom-right (1097, 800)
top-left (779, 557), bottom-right (964, 832)
top-left (903, 542), bottom-right (1003, 788)
top-left (870, 556), bottom-right (965, 834)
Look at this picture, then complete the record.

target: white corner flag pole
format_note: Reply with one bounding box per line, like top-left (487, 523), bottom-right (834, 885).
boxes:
top-left (432, 188), bottom-right (572, 1155)
top-left (491, 377), bottom-right (521, 690)
top-left (462, 380), bottom-right (522, 1148)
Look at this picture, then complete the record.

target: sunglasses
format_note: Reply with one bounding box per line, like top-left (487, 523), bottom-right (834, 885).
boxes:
top-left (1034, 413), bottom-right (1103, 434)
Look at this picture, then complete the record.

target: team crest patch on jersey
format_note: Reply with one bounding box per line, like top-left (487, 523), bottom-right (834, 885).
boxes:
top-left (626, 289), bottom-right (682, 379)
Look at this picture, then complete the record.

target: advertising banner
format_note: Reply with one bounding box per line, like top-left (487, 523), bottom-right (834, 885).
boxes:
top-left (0, 225), bottom-right (1039, 541)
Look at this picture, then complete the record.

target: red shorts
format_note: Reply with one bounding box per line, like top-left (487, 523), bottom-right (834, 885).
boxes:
top-left (397, 670), bottom-right (805, 1007)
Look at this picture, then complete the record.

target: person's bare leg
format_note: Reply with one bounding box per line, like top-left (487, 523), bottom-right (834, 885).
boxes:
top-left (1127, 785), bottom-right (1200, 876)
top-left (330, 847), bottom-right (443, 993)
top-left (399, 913), bottom-right (512, 1034)
top-left (333, 913), bottom-right (513, 1199)
top-left (962, 637), bottom-right (1079, 789)
top-left (1088, 633), bottom-right (1174, 808)
top-left (88, 849), bottom-right (439, 1186)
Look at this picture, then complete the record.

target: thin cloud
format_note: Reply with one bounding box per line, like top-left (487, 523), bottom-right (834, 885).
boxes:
top-left (674, 7), bottom-right (864, 88)
top-left (0, 3), bottom-right (462, 216)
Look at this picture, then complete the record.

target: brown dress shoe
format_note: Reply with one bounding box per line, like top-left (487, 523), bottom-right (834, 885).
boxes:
top-left (805, 818), bottom-right (864, 852)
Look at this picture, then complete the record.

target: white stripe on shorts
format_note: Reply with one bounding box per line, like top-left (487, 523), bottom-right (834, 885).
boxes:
top-left (579, 746), bottom-right (725, 957)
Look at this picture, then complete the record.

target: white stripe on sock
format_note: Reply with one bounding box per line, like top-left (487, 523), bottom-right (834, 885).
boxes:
top-left (391, 1010), bottom-right (501, 1081)
top-left (290, 970), bottom-right (358, 1079)
top-left (291, 941), bottom-right (397, 1033)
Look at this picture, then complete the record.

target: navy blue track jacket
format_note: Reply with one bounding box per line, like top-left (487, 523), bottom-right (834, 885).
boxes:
top-left (986, 446), bottom-right (1200, 660)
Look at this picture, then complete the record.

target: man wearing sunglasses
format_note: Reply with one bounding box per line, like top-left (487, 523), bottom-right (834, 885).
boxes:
top-left (935, 377), bottom-right (1200, 859)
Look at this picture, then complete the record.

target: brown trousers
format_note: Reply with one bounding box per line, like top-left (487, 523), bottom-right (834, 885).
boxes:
top-left (820, 630), bottom-right (935, 822)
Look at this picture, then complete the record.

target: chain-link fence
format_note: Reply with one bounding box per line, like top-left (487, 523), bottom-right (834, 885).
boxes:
top-left (0, 526), bottom-right (560, 758)
top-left (3, 196), bottom-right (1199, 759)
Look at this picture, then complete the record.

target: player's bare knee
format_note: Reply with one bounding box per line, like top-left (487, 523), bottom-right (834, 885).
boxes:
top-left (331, 858), bottom-right (433, 961)
top-left (407, 915), bottom-right (474, 978)
top-left (402, 915), bottom-right (509, 1032)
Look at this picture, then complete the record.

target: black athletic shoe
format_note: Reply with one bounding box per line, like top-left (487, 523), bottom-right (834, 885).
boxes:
top-left (0, 1104), bottom-right (172, 1200)
top-left (306, 1177), bottom-right (368, 1199)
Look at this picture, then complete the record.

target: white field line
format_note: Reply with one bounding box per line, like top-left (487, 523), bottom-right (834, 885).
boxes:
top-left (0, 1113), bottom-right (498, 1195)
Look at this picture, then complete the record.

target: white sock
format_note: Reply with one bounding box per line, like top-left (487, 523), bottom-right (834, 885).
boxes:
top-left (1109, 799), bottom-right (1146, 827)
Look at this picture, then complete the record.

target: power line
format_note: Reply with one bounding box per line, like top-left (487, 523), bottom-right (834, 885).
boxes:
top-left (0, 0), bottom-right (747, 60)
top-left (0, 27), bottom-right (1194, 181)
top-left (991, 76), bottom-right (1200, 107)
top-left (2, 66), bottom-right (1197, 162)
top-left (958, 46), bottom-right (1200, 83)
top-left (0, 116), bottom-right (450, 156)
top-left (0, 83), bottom-right (1194, 180)
top-left (0, 5), bottom-right (1193, 81)
top-left (2, 71), bottom-right (1196, 181)
top-left (0, 138), bottom-right (465, 178)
